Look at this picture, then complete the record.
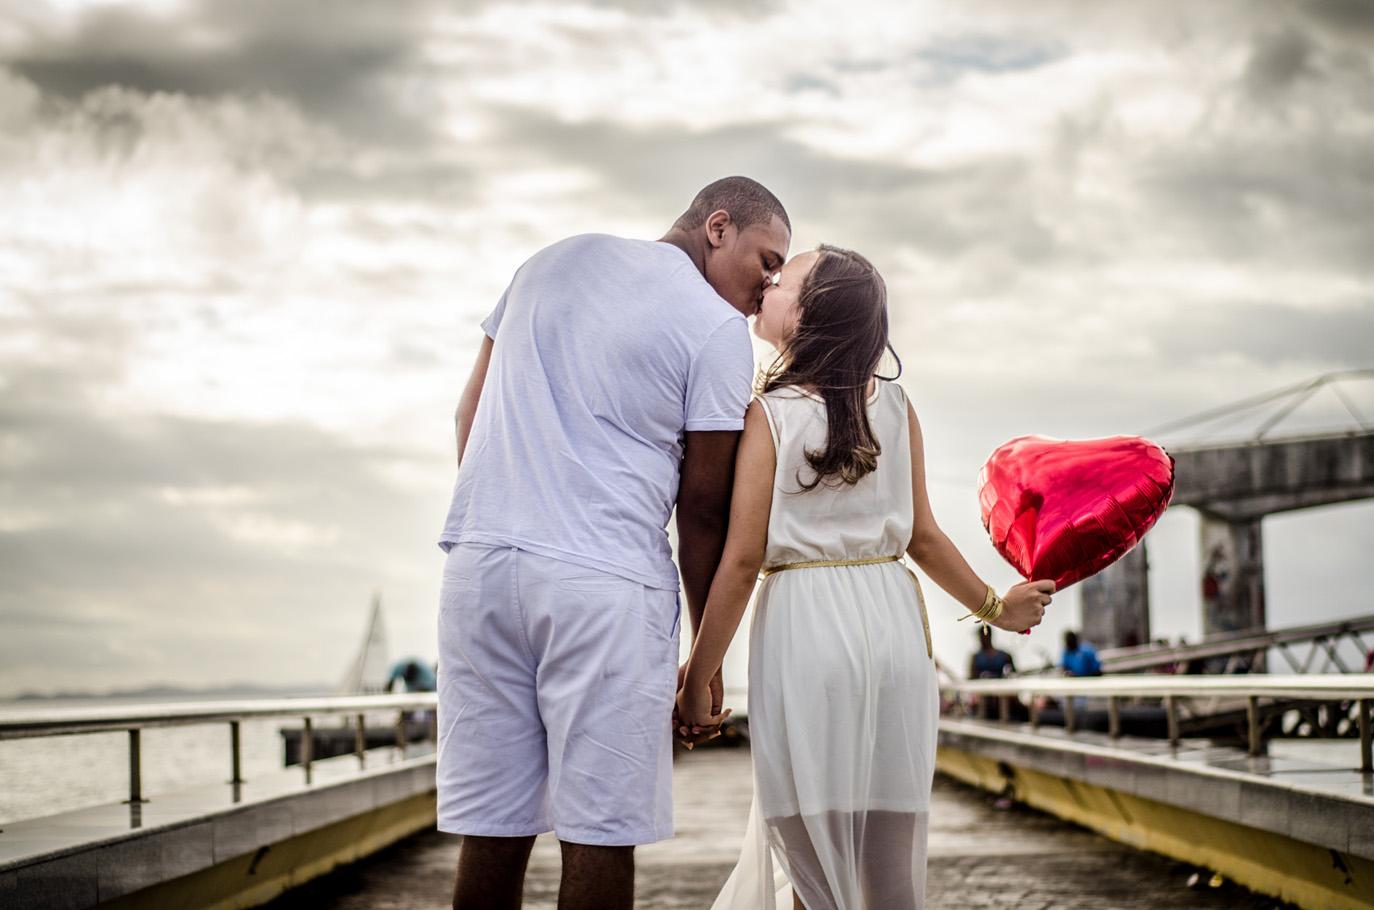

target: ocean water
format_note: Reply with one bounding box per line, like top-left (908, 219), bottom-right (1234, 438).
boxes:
top-left (0, 698), bottom-right (307, 826)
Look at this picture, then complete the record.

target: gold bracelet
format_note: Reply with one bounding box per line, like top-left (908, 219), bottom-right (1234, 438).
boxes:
top-left (959, 584), bottom-right (1003, 623)
top-left (960, 589), bottom-right (989, 622)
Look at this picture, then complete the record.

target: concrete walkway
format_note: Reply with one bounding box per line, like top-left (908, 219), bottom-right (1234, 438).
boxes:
top-left (264, 747), bottom-right (1295, 910)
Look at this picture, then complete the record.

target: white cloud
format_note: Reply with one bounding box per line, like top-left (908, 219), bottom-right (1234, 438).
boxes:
top-left (0, 0), bottom-right (1371, 694)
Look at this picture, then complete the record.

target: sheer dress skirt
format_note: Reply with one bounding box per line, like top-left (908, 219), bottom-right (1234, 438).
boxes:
top-left (711, 561), bottom-right (939, 910)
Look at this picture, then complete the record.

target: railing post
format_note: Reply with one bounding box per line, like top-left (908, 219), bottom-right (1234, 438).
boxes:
top-left (302, 717), bottom-right (313, 781)
top-left (1108, 696), bottom-right (1121, 739)
top-left (127, 729), bottom-right (144, 804)
top-left (1246, 696), bottom-right (1260, 757)
top-left (229, 720), bottom-right (244, 785)
top-left (395, 711), bottom-right (407, 759)
top-left (355, 713), bottom-right (367, 768)
top-left (1165, 695), bottom-right (1179, 748)
top-left (1029, 695), bottom-right (1039, 730)
top-left (1360, 699), bottom-right (1371, 774)
top-left (1064, 692), bottom-right (1075, 735)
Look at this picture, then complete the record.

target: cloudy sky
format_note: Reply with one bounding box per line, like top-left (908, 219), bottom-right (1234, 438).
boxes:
top-left (1, 0), bottom-right (1371, 697)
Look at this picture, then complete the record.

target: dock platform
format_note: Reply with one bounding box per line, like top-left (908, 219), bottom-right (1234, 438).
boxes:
top-left (6, 683), bottom-right (1368, 909)
top-left (263, 748), bottom-right (1297, 910)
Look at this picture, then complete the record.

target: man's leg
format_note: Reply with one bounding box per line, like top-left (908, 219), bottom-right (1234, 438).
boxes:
top-left (519, 552), bottom-right (679, 908)
top-left (452, 834), bottom-right (536, 910)
top-left (438, 546), bottom-right (552, 907)
top-left (558, 841), bottom-right (634, 910)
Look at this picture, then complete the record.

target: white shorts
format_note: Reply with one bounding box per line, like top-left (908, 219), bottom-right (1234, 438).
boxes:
top-left (436, 544), bottom-right (680, 846)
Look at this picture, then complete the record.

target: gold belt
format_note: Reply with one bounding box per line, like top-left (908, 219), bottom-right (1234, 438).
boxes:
top-left (760, 554), bottom-right (901, 576)
top-left (759, 555), bottom-right (932, 658)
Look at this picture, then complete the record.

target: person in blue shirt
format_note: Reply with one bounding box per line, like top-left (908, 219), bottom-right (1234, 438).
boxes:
top-left (1061, 630), bottom-right (1102, 677)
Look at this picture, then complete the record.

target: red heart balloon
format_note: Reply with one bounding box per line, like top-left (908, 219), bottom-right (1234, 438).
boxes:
top-left (978, 435), bottom-right (1175, 589)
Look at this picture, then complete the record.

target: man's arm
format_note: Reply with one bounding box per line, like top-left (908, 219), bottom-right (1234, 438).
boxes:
top-left (455, 335), bottom-right (495, 465)
top-left (677, 402), bottom-right (774, 729)
top-left (676, 430), bottom-right (741, 641)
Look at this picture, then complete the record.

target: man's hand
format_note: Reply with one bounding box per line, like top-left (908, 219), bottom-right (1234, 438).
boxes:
top-left (673, 664), bottom-right (729, 748)
top-left (675, 691), bottom-right (730, 749)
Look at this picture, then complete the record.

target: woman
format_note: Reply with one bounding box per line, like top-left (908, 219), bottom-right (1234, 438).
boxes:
top-left (676, 244), bottom-right (1053, 909)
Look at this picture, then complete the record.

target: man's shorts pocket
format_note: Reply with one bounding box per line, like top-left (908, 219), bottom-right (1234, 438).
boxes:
top-left (557, 574), bottom-right (637, 594)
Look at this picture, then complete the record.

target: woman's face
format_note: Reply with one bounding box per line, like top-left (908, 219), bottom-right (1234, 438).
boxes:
top-left (754, 250), bottom-right (820, 348)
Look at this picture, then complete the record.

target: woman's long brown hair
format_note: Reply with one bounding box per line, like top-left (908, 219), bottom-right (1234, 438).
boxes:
top-left (758, 244), bottom-right (890, 490)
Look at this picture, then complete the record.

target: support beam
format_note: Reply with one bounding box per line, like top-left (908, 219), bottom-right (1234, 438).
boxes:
top-left (1199, 513), bottom-right (1266, 645)
top-left (1170, 433), bottom-right (1374, 520)
top-left (1081, 544), bottom-right (1150, 649)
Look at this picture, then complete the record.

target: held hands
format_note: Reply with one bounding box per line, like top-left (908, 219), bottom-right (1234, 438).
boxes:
top-left (994, 579), bottom-right (1055, 632)
top-left (674, 664), bottom-right (730, 749)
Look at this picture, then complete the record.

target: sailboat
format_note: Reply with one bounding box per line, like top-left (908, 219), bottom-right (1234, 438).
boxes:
top-left (283, 592), bottom-right (410, 766)
top-left (337, 592), bottom-right (391, 695)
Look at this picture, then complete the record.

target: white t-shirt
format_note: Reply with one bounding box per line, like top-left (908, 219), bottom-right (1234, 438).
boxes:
top-left (439, 234), bottom-right (754, 590)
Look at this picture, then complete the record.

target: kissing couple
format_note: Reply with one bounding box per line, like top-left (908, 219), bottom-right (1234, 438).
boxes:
top-left (436, 176), bottom-right (1053, 910)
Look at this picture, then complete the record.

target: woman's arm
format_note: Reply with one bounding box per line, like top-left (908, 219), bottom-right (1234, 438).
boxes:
top-left (903, 399), bottom-right (1053, 632)
top-left (677, 399), bottom-right (776, 729)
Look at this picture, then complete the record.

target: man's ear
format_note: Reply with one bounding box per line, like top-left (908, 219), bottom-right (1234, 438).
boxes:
top-left (704, 209), bottom-right (733, 249)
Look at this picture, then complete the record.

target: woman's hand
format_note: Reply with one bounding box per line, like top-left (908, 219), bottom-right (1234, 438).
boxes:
top-left (675, 670), bottom-right (731, 740)
top-left (994, 579), bottom-right (1055, 632)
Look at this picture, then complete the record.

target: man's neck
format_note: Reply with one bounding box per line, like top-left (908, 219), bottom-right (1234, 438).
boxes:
top-left (658, 229), bottom-right (705, 276)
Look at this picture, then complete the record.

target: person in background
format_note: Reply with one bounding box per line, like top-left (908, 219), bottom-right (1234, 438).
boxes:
top-left (386, 658), bottom-right (437, 693)
top-left (969, 624), bottom-right (1019, 722)
top-left (1061, 630), bottom-right (1102, 677)
top-left (970, 624), bottom-right (1016, 679)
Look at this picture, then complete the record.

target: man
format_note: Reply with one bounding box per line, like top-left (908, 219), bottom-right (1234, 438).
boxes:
top-left (970, 624), bottom-right (1015, 679)
top-left (1061, 630), bottom-right (1102, 677)
top-left (386, 658), bottom-right (436, 693)
top-left (437, 177), bottom-right (790, 910)
top-left (970, 625), bottom-right (1020, 721)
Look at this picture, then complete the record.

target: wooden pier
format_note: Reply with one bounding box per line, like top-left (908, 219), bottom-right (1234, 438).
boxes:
top-left (261, 749), bottom-right (1301, 910)
top-left (3, 682), bottom-right (1371, 909)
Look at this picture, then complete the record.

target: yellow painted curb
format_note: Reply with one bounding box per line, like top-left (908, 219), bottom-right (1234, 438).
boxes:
top-left (95, 791), bottom-right (439, 910)
top-left (937, 746), bottom-right (1374, 910)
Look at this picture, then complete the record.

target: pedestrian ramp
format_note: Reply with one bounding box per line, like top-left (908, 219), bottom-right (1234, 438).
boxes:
top-left (939, 676), bottom-right (1374, 910)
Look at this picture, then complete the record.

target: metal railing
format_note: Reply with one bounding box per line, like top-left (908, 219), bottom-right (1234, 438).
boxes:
top-left (1090, 616), bottom-right (1374, 676)
top-left (0, 694), bottom-right (440, 806)
top-left (941, 675), bottom-right (1374, 772)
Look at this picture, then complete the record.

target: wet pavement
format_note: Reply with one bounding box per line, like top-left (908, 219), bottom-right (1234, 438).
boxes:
top-left (265, 747), bottom-right (1295, 910)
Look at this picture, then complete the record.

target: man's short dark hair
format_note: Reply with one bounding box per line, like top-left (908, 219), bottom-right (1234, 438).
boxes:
top-left (674, 176), bottom-right (791, 235)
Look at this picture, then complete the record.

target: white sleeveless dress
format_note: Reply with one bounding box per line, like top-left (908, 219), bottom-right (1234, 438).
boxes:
top-left (710, 380), bottom-right (939, 910)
